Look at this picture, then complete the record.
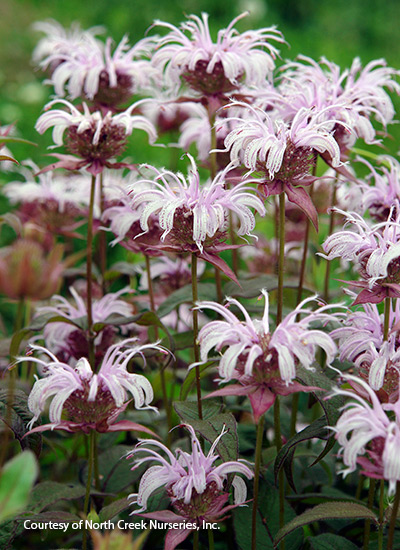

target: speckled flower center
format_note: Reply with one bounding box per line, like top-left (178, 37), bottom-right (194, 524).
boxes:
top-left (63, 383), bottom-right (117, 424)
top-left (168, 206), bottom-right (227, 251)
top-left (262, 141), bottom-right (315, 184)
top-left (169, 481), bottom-right (222, 521)
top-left (93, 71), bottom-right (134, 108)
top-left (182, 60), bottom-right (242, 95)
top-left (66, 122), bottom-right (127, 162)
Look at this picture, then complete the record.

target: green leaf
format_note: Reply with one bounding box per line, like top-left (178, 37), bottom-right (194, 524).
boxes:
top-left (274, 417), bottom-right (328, 490)
top-left (273, 502), bottom-right (378, 548)
top-left (90, 445), bottom-right (134, 493)
top-left (180, 361), bottom-right (215, 400)
top-left (162, 330), bottom-right (193, 352)
top-left (233, 478), bottom-right (302, 550)
top-left (188, 413), bottom-right (238, 462)
top-left (295, 365), bottom-right (344, 464)
top-left (156, 283), bottom-right (217, 318)
top-left (174, 399), bottom-right (222, 421)
top-left (9, 313), bottom-right (87, 359)
top-left (0, 451), bottom-right (38, 522)
top-left (0, 136), bottom-right (37, 146)
top-left (28, 482), bottom-right (86, 513)
top-left (223, 274), bottom-right (279, 298)
top-left (0, 389), bottom-right (42, 457)
top-left (99, 498), bottom-right (130, 522)
top-left (308, 533), bottom-right (359, 550)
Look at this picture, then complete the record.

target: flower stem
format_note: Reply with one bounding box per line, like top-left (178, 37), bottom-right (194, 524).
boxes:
top-left (208, 528), bottom-right (215, 550)
top-left (93, 432), bottom-right (100, 491)
top-left (275, 396), bottom-right (285, 550)
top-left (323, 182), bottom-right (337, 302)
top-left (193, 529), bottom-right (199, 550)
top-left (82, 430), bottom-right (95, 550)
top-left (388, 481), bottom-right (400, 550)
top-left (145, 254), bottom-right (172, 443)
top-left (99, 172), bottom-right (107, 295)
top-left (87, 174), bottom-right (97, 369)
top-left (378, 479), bottom-right (384, 550)
top-left (384, 296), bottom-right (391, 341)
top-left (215, 267), bottom-right (223, 302)
top-left (296, 184), bottom-right (314, 305)
top-left (276, 193), bottom-right (285, 325)
top-left (191, 253), bottom-right (203, 420)
top-left (251, 415), bottom-right (265, 550)
top-left (363, 477), bottom-right (376, 550)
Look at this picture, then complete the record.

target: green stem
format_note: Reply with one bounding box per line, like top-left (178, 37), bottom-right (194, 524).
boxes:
top-left (296, 184), bottom-right (314, 306)
top-left (192, 253), bottom-right (203, 420)
top-left (193, 529), bottom-right (199, 550)
top-left (215, 267), bottom-right (223, 303)
top-left (388, 481), bottom-right (400, 550)
top-left (323, 183), bottom-right (337, 302)
top-left (363, 477), bottom-right (376, 550)
top-left (378, 479), bottom-right (384, 550)
top-left (289, 393), bottom-right (299, 437)
top-left (384, 297), bottom-right (391, 342)
top-left (251, 415), bottom-right (265, 550)
top-left (87, 174), bottom-right (97, 370)
top-left (208, 528), bottom-right (215, 550)
top-left (82, 430), bottom-right (95, 550)
top-left (356, 475), bottom-right (364, 501)
top-left (275, 397), bottom-right (285, 549)
top-left (277, 193), bottom-right (285, 325)
top-left (98, 172), bottom-right (107, 295)
top-left (145, 255), bottom-right (172, 444)
top-left (93, 432), bottom-right (100, 491)
top-left (21, 299), bottom-right (32, 380)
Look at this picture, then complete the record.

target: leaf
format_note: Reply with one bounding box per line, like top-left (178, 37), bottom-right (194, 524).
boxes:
top-left (157, 283), bottom-right (217, 318)
top-left (233, 478), bottom-right (302, 550)
top-left (99, 498), bottom-right (130, 522)
top-left (274, 417), bottom-right (329, 491)
top-left (0, 155), bottom-right (18, 164)
top-left (0, 451), bottom-right (38, 522)
top-left (189, 413), bottom-right (238, 463)
top-left (0, 136), bottom-right (37, 146)
top-left (223, 275), bottom-right (279, 299)
top-left (174, 399), bottom-right (222, 421)
top-left (28, 482), bottom-right (86, 513)
top-left (273, 502), bottom-right (378, 548)
top-left (162, 330), bottom-right (193, 352)
top-left (308, 533), bottom-right (359, 550)
top-left (0, 389), bottom-right (42, 457)
top-left (9, 313), bottom-right (87, 359)
top-left (92, 445), bottom-right (135, 493)
top-left (295, 365), bottom-right (344, 464)
top-left (180, 361), bottom-right (215, 400)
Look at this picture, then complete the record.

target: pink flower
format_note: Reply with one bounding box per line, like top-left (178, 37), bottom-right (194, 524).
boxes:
top-left (130, 154), bottom-right (265, 252)
top-left (128, 424), bottom-right (252, 549)
top-left (322, 208), bottom-right (400, 304)
top-left (35, 286), bottom-right (136, 367)
top-left (331, 299), bottom-right (400, 395)
top-left (20, 338), bottom-right (166, 435)
top-left (275, 55), bottom-right (400, 150)
top-left (151, 12), bottom-right (283, 95)
top-left (35, 99), bottom-right (157, 174)
top-left (330, 374), bottom-right (400, 495)
top-left (222, 103), bottom-right (348, 228)
top-left (194, 291), bottom-right (337, 419)
top-left (129, 154), bottom-right (265, 282)
top-left (33, 20), bottom-right (157, 107)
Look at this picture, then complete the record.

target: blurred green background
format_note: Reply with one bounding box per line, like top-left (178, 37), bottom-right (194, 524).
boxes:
top-left (0, 0), bottom-right (399, 165)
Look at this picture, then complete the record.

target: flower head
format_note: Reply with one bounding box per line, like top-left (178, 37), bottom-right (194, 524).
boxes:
top-left (35, 99), bottom-right (157, 174)
top-left (331, 299), bottom-right (400, 395)
top-left (34, 21), bottom-right (157, 107)
top-left (36, 286), bottom-right (136, 367)
top-left (129, 154), bottom-right (265, 254)
top-left (21, 338), bottom-right (165, 434)
top-left (128, 423), bottom-right (252, 547)
top-left (330, 374), bottom-right (400, 495)
top-left (194, 291), bottom-right (337, 419)
top-left (222, 103), bottom-right (348, 228)
top-left (152, 12), bottom-right (283, 94)
top-left (322, 208), bottom-right (400, 304)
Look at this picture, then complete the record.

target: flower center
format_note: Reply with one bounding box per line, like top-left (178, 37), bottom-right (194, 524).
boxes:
top-left (66, 121), bottom-right (127, 163)
top-left (182, 60), bottom-right (242, 95)
top-left (169, 481), bottom-right (223, 522)
top-left (63, 383), bottom-right (117, 425)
